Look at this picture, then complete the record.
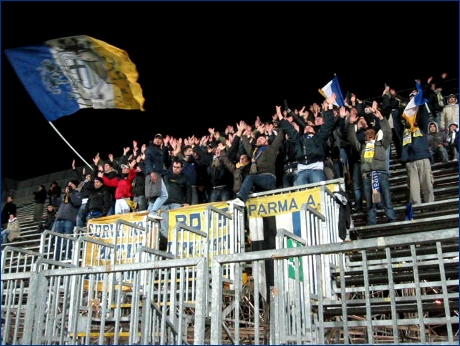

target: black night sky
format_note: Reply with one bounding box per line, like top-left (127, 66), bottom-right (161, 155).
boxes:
top-left (1, 1), bottom-right (459, 181)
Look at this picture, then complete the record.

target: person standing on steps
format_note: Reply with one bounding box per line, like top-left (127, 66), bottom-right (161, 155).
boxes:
top-left (347, 101), bottom-right (396, 225)
top-left (1, 196), bottom-right (17, 230)
top-left (33, 184), bottom-right (47, 222)
top-left (400, 79), bottom-right (435, 205)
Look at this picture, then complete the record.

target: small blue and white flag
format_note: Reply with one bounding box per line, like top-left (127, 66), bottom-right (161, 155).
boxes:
top-left (318, 75), bottom-right (345, 107)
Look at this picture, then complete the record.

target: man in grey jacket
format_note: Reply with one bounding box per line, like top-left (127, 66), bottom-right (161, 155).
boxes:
top-left (347, 102), bottom-right (396, 225)
top-left (54, 180), bottom-right (82, 260)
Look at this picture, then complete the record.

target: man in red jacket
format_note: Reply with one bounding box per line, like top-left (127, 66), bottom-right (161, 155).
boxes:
top-left (99, 160), bottom-right (137, 214)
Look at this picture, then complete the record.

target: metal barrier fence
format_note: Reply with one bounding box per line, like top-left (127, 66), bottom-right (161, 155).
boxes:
top-left (245, 179), bottom-right (345, 302)
top-left (2, 177), bottom-right (458, 344)
top-left (209, 228), bottom-right (459, 345)
top-left (2, 229), bottom-right (458, 344)
top-left (2, 254), bottom-right (208, 344)
top-left (167, 203), bottom-right (246, 319)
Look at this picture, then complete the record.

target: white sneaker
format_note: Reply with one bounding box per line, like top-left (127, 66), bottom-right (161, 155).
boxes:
top-left (230, 198), bottom-right (245, 208)
top-left (149, 212), bottom-right (164, 220)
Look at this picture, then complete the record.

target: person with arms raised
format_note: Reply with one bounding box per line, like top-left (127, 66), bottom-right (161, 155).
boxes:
top-left (401, 80), bottom-right (435, 205)
top-left (99, 160), bottom-right (137, 214)
top-left (347, 101), bottom-right (396, 225)
top-left (219, 121), bottom-right (252, 197)
top-left (277, 94), bottom-right (338, 186)
top-left (228, 111), bottom-right (285, 208)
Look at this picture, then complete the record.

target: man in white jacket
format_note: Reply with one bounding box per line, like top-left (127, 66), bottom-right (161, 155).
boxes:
top-left (440, 94), bottom-right (459, 133)
top-left (1, 213), bottom-right (20, 243)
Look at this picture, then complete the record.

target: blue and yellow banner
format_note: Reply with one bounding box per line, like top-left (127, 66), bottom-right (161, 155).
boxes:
top-left (5, 35), bottom-right (145, 122)
top-left (167, 201), bottom-right (229, 239)
top-left (247, 184), bottom-right (336, 219)
top-left (86, 211), bottom-right (153, 262)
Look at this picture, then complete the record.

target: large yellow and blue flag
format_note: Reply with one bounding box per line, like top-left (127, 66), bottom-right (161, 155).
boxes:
top-left (318, 75), bottom-right (345, 107)
top-left (5, 35), bottom-right (145, 121)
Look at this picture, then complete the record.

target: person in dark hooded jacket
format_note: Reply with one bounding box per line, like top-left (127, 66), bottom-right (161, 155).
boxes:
top-left (38, 204), bottom-right (56, 232)
top-left (85, 177), bottom-right (113, 222)
top-left (427, 121), bottom-right (449, 163)
top-left (33, 184), bottom-right (47, 222)
top-left (1, 196), bottom-right (16, 229)
top-left (47, 181), bottom-right (62, 208)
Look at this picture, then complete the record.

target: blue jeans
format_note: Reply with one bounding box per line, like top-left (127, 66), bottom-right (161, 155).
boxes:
top-left (332, 148), bottom-right (349, 179)
top-left (352, 161), bottom-right (363, 210)
top-left (332, 160), bottom-right (342, 179)
top-left (236, 173), bottom-right (277, 202)
top-left (158, 203), bottom-right (183, 238)
top-left (134, 195), bottom-right (147, 211)
top-left (54, 219), bottom-right (76, 261)
top-left (431, 147), bottom-right (449, 163)
top-left (209, 186), bottom-right (233, 202)
top-left (2, 230), bottom-right (10, 243)
top-left (76, 202), bottom-right (87, 228)
top-left (107, 203), bottom-right (115, 216)
top-left (282, 170), bottom-right (298, 188)
top-left (148, 179), bottom-right (168, 215)
top-left (363, 171), bottom-right (395, 225)
top-left (296, 169), bottom-right (326, 186)
top-left (86, 210), bottom-right (103, 223)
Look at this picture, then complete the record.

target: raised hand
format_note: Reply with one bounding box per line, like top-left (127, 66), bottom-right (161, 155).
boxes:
top-left (92, 153), bottom-right (100, 165)
top-left (254, 116), bottom-right (261, 128)
top-left (326, 93), bottom-right (337, 105)
top-left (275, 105), bottom-right (282, 119)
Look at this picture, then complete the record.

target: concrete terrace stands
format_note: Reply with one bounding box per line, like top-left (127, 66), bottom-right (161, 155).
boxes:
top-left (350, 159), bottom-right (459, 229)
top-left (1, 165), bottom-right (89, 252)
top-left (318, 150), bottom-right (459, 343)
top-left (323, 229), bottom-right (459, 343)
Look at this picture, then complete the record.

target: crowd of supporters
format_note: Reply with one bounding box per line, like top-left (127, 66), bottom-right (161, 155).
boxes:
top-left (3, 74), bottom-right (458, 249)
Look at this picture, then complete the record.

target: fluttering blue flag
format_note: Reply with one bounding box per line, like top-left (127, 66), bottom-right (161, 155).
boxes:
top-left (5, 35), bottom-right (145, 122)
top-left (318, 75), bottom-right (346, 107)
top-left (401, 80), bottom-right (426, 131)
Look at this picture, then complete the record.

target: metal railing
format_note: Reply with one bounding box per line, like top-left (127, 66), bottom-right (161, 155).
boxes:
top-left (2, 178), bottom-right (458, 344)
